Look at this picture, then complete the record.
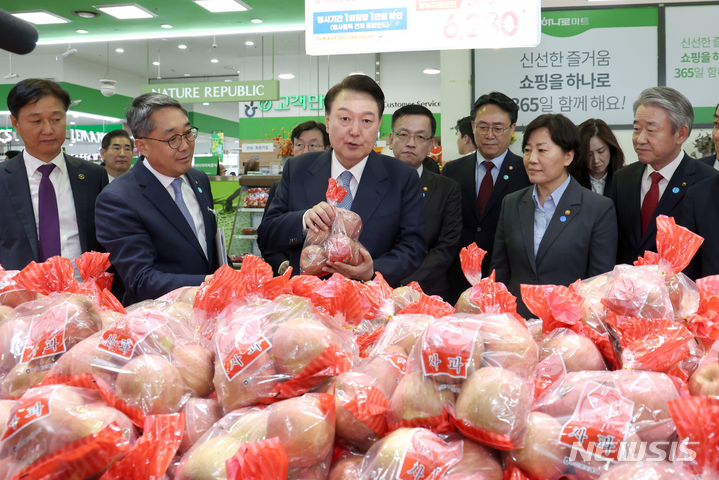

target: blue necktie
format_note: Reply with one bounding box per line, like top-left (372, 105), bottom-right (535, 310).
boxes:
top-left (337, 170), bottom-right (353, 210)
top-left (171, 178), bottom-right (197, 236)
top-left (37, 163), bottom-right (61, 260)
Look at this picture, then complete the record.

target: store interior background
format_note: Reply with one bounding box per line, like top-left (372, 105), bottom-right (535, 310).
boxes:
top-left (0, 0), bottom-right (716, 174)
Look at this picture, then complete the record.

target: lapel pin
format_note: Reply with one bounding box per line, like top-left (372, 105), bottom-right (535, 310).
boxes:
top-left (77, 173), bottom-right (85, 180)
top-left (560, 215), bottom-right (567, 222)
top-left (681, 182), bottom-right (687, 186)
top-left (565, 209), bottom-right (570, 215)
top-left (672, 187), bottom-right (679, 194)
top-left (423, 186), bottom-right (428, 191)
top-left (503, 174), bottom-right (509, 180)
top-left (508, 165), bottom-right (514, 170)
top-left (198, 187), bottom-right (203, 193)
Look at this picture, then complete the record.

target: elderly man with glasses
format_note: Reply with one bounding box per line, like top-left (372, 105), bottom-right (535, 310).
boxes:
top-left (95, 93), bottom-right (223, 304)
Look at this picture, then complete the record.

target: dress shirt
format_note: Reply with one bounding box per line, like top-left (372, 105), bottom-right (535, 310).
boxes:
top-left (640, 151), bottom-right (683, 205)
top-left (107, 173), bottom-right (116, 182)
top-left (330, 151), bottom-right (368, 199)
top-left (143, 159), bottom-right (207, 257)
top-left (475, 150), bottom-right (508, 197)
top-left (589, 172), bottom-right (607, 195)
top-left (23, 150), bottom-right (82, 261)
top-left (531, 175), bottom-right (571, 256)
top-left (416, 164), bottom-right (424, 178)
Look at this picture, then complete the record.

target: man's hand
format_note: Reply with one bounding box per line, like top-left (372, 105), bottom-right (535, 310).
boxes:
top-left (304, 201), bottom-right (335, 233)
top-left (324, 247), bottom-right (374, 282)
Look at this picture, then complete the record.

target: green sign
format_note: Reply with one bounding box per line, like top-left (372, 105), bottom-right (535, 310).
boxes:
top-left (211, 131), bottom-right (224, 162)
top-left (194, 155), bottom-right (219, 175)
top-left (542, 7), bottom-right (657, 38)
top-left (141, 80), bottom-right (280, 103)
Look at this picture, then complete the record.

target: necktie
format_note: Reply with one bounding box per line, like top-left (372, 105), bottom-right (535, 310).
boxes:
top-left (37, 163), bottom-right (61, 261)
top-left (171, 178), bottom-right (197, 236)
top-left (477, 161), bottom-right (494, 215)
top-left (640, 171), bottom-right (663, 234)
top-left (337, 170), bottom-right (353, 210)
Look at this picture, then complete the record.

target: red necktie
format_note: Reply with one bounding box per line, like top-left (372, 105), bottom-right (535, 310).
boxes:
top-left (477, 161), bottom-right (494, 215)
top-left (640, 171), bottom-right (663, 234)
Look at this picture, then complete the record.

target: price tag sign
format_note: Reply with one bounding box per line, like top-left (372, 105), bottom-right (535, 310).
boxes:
top-left (305, 0), bottom-right (540, 55)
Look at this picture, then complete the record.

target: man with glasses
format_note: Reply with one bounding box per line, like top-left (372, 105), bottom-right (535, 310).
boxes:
top-left (389, 104), bottom-right (461, 299)
top-left (95, 93), bottom-right (222, 304)
top-left (442, 92), bottom-right (530, 302)
top-left (100, 129), bottom-right (134, 181)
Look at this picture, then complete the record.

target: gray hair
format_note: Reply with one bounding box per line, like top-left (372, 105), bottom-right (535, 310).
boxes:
top-left (633, 86), bottom-right (694, 134)
top-left (125, 92), bottom-right (188, 138)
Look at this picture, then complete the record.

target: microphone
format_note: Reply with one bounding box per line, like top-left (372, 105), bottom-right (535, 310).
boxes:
top-left (0, 9), bottom-right (38, 55)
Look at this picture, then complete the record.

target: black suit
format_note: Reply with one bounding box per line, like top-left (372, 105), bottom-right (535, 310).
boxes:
top-left (680, 175), bottom-right (719, 279)
top-left (0, 153), bottom-right (107, 270)
top-left (401, 169), bottom-right (462, 299)
top-left (699, 154), bottom-right (717, 168)
top-left (260, 181), bottom-right (290, 275)
top-left (491, 177), bottom-right (617, 317)
top-left (441, 150), bottom-right (531, 302)
top-left (608, 153), bottom-right (718, 265)
top-left (422, 156), bottom-right (440, 174)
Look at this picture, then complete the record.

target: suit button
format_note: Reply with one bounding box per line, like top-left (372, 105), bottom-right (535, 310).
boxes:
top-left (476, 227), bottom-right (482, 232)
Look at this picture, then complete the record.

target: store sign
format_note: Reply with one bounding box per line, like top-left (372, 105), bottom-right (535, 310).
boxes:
top-left (194, 155), bottom-right (219, 175)
top-left (141, 81), bottom-right (280, 103)
top-left (474, 7), bottom-right (657, 125)
top-left (69, 129), bottom-right (106, 144)
top-left (305, 0), bottom-right (541, 55)
top-left (241, 143), bottom-right (274, 153)
top-left (0, 129), bottom-right (19, 144)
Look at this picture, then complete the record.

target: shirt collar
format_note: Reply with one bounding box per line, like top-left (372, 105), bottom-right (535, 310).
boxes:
top-left (416, 164), bottom-right (424, 178)
top-left (330, 150), bottom-right (368, 181)
top-left (143, 157), bottom-right (186, 189)
top-left (532, 175), bottom-right (571, 207)
top-left (476, 149), bottom-right (509, 170)
top-left (24, 150), bottom-right (67, 177)
top-left (643, 150), bottom-right (684, 182)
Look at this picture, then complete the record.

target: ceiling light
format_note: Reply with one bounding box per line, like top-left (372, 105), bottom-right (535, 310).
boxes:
top-left (152, 60), bottom-right (160, 66)
top-left (245, 41), bottom-right (254, 46)
top-left (250, 18), bottom-right (262, 24)
top-left (423, 68), bottom-right (440, 75)
top-left (210, 58), bottom-right (219, 63)
top-left (349, 71), bottom-right (365, 76)
top-left (76, 29), bottom-right (89, 34)
top-left (202, 102), bottom-right (210, 106)
top-left (12, 10), bottom-right (70, 25)
top-left (194, 0), bottom-right (250, 13)
top-left (278, 73), bottom-right (294, 80)
top-left (94, 3), bottom-right (157, 19)
top-left (161, 24), bottom-right (173, 29)
top-left (115, 47), bottom-right (124, 53)
top-left (70, 121), bottom-right (77, 125)
top-left (73, 10), bottom-right (100, 18)
top-left (178, 44), bottom-right (187, 49)
top-left (183, 73), bottom-right (191, 76)
top-left (67, 111), bottom-right (123, 122)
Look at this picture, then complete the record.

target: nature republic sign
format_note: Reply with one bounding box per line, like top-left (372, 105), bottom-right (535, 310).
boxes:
top-left (141, 80), bottom-right (280, 103)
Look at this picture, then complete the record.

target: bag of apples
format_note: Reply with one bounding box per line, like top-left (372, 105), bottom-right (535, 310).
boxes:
top-left (300, 178), bottom-right (364, 275)
top-left (0, 268), bottom-right (37, 308)
top-left (212, 295), bottom-right (354, 413)
top-left (176, 393), bottom-right (335, 480)
top-left (0, 292), bottom-right (104, 399)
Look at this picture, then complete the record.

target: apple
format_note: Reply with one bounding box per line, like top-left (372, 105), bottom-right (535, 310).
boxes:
top-left (508, 412), bottom-right (569, 478)
top-left (51, 334), bottom-right (114, 378)
top-left (326, 234), bottom-right (353, 263)
top-left (179, 434), bottom-right (243, 480)
top-left (362, 428), bottom-right (457, 478)
top-left (418, 318), bottom-right (484, 385)
top-left (328, 456), bottom-right (362, 480)
top-left (597, 460), bottom-right (698, 479)
top-left (334, 371), bottom-right (384, 450)
top-left (300, 245), bottom-right (327, 275)
top-left (114, 354), bottom-right (186, 414)
top-left (306, 227), bottom-right (330, 245)
top-left (392, 286), bottom-right (421, 312)
top-left (336, 209), bottom-right (362, 239)
top-left (454, 288), bottom-right (482, 314)
top-left (0, 398), bottom-right (14, 437)
top-left (388, 371), bottom-right (455, 424)
top-left (362, 351), bottom-right (406, 396)
top-left (172, 343), bottom-right (214, 398)
top-left (180, 398), bottom-right (222, 453)
top-left (0, 357), bottom-right (54, 398)
top-left (614, 370), bottom-right (679, 443)
top-left (213, 351), bottom-right (281, 412)
top-left (0, 305), bottom-right (15, 324)
top-left (446, 439), bottom-right (502, 480)
top-left (226, 408), bottom-right (269, 443)
top-left (480, 314), bottom-right (539, 374)
top-left (270, 316), bottom-right (338, 376)
top-left (541, 331), bottom-right (606, 372)
top-left (689, 361), bottom-right (719, 396)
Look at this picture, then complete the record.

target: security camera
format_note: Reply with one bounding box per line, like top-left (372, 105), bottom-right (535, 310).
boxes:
top-left (99, 79), bottom-right (116, 97)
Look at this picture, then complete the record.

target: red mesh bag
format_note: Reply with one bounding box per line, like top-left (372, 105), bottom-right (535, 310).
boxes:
top-left (459, 243), bottom-right (487, 286)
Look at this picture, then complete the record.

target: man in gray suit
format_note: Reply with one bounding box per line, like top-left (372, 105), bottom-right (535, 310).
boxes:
top-left (0, 79), bottom-right (107, 270)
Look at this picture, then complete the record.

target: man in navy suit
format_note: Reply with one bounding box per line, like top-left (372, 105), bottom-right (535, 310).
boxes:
top-left (389, 104), bottom-right (461, 299)
top-left (257, 75), bottom-right (426, 287)
top-left (95, 93), bottom-right (220, 304)
top-left (0, 79), bottom-right (107, 270)
top-left (442, 92), bottom-right (531, 302)
top-left (608, 87), bottom-right (718, 265)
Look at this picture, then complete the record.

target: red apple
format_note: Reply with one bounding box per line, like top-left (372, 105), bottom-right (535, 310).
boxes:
top-left (114, 354), bottom-right (186, 414)
top-left (689, 361), bottom-right (719, 396)
top-left (271, 316), bottom-right (338, 376)
top-left (180, 398), bottom-right (222, 453)
top-left (388, 371), bottom-right (455, 424)
top-left (300, 245), bottom-right (327, 275)
top-left (172, 343), bottom-right (214, 397)
top-left (213, 351), bottom-right (281, 412)
top-left (392, 286), bottom-right (421, 312)
top-left (328, 456), bottom-right (362, 480)
top-left (480, 314), bottom-right (539, 374)
top-left (541, 331), bottom-right (606, 372)
top-left (507, 412), bottom-right (569, 478)
top-left (446, 439), bottom-right (502, 480)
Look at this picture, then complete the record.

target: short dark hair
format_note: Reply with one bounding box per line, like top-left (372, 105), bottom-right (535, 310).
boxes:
top-left (522, 114), bottom-right (579, 159)
top-left (455, 116), bottom-right (476, 147)
top-left (324, 74), bottom-right (384, 117)
top-left (7, 79), bottom-right (71, 118)
top-left (290, 121), bottom-right (329, 148)
top-left (391, 104), bottom-right (436, 136)
top-left (126, 92), bottom-right (188, 138)
top-left (470, 92), bottom-right (519, 125)
top-left (569, 118), bottom-right (625, 189)
top-left (101, 129), bottom-right (134, 150)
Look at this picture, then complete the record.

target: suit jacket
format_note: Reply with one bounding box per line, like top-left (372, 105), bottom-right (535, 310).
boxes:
top-left (491, 177), bottom-right (618, 317)
top-left (401, 169), bottom-right (462, 299)
top-left (441, 150), bottom-right (531, 301)
top-left (95, 160), bottom-right (220, 305)
top-left (0, 153), bottom-right (107, 270)
top-left (257, 149), bottom-right (426, 287)
top-left (608, 153), bottom-right (718, 265)
top-left (422, 156), bottom-right (440, 174)
top-left (260, 181), bottom-right (290, 275)
top-left (699, 154), bottom-right (717, 168)
top-left (680, 175), bottom-right (719, 279)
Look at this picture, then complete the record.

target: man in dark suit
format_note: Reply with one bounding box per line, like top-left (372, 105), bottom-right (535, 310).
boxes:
top-left (608, 87), bottom-right (718, 265)
top-left (257, 75), bottom-right (426, 287)
top-left (95, 93), bottom-right (221, 305)
top-left (389, 104), bottom-right (462, 299)
top-left (442, 92), bottom-right (531, 302)
top-left (0, 79), bottom-right (107, 270)
top-left (454, 115), bottom-right (476, 157)
top-left (682, 175), bottom-right (719, 278)
top-left (698, 103), bottom-right (718, 169)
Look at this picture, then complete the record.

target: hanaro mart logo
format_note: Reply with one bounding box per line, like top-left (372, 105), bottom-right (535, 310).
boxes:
top-left (564, 440), bottom-right (699, 476)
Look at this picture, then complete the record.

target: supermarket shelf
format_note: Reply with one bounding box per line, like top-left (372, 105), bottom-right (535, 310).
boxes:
top-left (235, 234), bottom-right (258, 239)
top-left (240, 208), bottom-right (266, 213)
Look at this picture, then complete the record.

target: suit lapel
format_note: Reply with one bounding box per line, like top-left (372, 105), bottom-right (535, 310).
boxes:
top-left (641, 154), bottom-right (691, 244)
top-left (2, 156), bottom-right (40, 260)
top-left (420, 168), bottom-right (434, 204)
top-left (518, 188), bottom-right (537, 276)
top-left (186, 169), bottom-right (215, 263)
top-left (65, 154), bottom-right (92, 252)
top-left (483, 151), bottom-right (521, 219)
top-left (536, 179), bottom-right (582, 265)
top-left (352, 151), bottom-right (390, 222)
top-left (622, 163), bottom-right (645, 247)
top-left (457, 153), bottom-right (480, 224)
top-left (305, 150), bottom-right (333, 207)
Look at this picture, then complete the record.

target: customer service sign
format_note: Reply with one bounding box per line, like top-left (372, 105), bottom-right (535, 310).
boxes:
top-left (141, 81), bottom-right (280, 103)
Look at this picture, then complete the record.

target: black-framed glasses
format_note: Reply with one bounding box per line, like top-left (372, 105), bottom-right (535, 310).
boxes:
top-left (474, 123), bottom-right (511, 136)
top-left (137, 126), bottom-right (199, 150)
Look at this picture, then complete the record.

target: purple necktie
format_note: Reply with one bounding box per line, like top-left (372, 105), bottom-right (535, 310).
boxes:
top-left (37, 163), bottom-right (61, 261)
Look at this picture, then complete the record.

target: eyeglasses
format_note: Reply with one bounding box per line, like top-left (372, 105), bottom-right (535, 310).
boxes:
top-left (393, 131), bottom-right (433, 143)
top-left (294, 143), bottom-right (324, 153)
top-left (137, 126), bottom-right (198, 150)
top-left (474, 123), bottom-right (511, 136)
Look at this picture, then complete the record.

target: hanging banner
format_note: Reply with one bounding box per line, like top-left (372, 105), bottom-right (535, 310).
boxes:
top-left (141, 81), bottom-right (280, 103)
top-left (474, 7), bottom-right (658, 125)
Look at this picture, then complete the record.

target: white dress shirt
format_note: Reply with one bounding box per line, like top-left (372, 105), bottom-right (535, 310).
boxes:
top-left (143, 159), bottom-right (208, 257)
top-left (23, 151), bottom-right (82, 261)
top-left (640, 151), bottom-right (684, 204)
top-left (330, 151), bottom-right (368, 199)
top-left (589, 172), bottom-right (607, 195)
